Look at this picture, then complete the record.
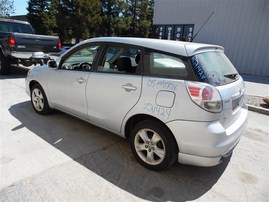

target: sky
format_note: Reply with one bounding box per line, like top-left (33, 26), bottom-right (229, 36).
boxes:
top-left (13, 0), bottom-right (28, 15)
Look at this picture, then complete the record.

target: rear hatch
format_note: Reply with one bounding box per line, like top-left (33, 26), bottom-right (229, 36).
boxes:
top-left (13, 33), bottom-right (60, 53)
top-left (190, 50), bottom-right (246, 128)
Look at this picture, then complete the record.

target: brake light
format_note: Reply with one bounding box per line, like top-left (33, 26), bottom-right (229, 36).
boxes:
top-left (58, 39), bottom-right (62, 49)
top-left (186, 81), bottom-right (222, 113)
top-left (9, 36), bottom-right (15, 47)
top-left (202, 86), bottom-right (213, 100)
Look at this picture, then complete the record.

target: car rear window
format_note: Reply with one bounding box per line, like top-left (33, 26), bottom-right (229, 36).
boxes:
top-left (190, 51), bottom-right (239, 86)
top-left (0, 21), bottom-right (34, 34)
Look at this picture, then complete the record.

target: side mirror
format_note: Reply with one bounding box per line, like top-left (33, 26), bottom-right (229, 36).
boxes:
top-left (48, 60), bottom-right (58, 69)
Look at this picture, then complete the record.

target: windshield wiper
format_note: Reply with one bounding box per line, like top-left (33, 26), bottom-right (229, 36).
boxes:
top-left (224, 73), bottom-right (238, 80)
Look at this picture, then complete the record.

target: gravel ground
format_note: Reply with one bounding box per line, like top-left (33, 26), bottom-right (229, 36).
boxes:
top-left (244, 95), bottom-right (269, 109)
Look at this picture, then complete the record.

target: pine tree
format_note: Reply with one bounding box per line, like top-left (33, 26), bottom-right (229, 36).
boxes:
top-left (56, 0), bottom-right (76, 42)
top-left (27, 0), bottom-right (57, 35)
top-left (57, 0), bottom-right (101, 43)
top-left (100, 0), bottom-right (130, 36)
top-left (128, 0), bottom-right (154, 37)
top-left (26, 0), bottom-right (154, 42)
top-left (100, 0), bottom-right (154, 37)
top-left (73, 0), bottom-right (102, 42)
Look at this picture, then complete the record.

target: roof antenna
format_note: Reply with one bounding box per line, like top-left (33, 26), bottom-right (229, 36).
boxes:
top-left (192, 11), bottom-right (214, 42)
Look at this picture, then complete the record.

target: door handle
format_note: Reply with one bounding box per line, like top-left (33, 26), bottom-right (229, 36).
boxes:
top-left (76, 77), bottom-right (86, 84)
top-left (122, 83), bottom-right (137, 92)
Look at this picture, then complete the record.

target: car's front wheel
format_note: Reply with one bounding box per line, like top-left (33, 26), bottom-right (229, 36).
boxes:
top-left (31, 84), bottom-right (52, 115)
top-left (130, 120), bottom-right (178, 171)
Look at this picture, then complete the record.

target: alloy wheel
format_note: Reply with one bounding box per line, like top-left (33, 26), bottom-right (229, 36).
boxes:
top-left (134, 128), bottom-right (166, 165)
top-left (32, 88), bottom-right (45, 112)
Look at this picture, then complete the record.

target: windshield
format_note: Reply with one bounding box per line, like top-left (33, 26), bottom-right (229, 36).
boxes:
top-left (190, 51), bottom-right (239, 86)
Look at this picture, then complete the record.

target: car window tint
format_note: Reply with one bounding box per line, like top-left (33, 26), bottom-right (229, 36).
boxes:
top-left (20, 24), bottom-right (33, 33)
top-left (149, 51), bottom-right (188, 77)
top-left (97, 47), bottom-right (141, 74)
top-left (61, 45), bottom-right (99, 71)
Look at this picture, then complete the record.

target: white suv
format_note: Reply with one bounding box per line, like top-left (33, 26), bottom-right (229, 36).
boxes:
top-left (25, 37), bottom-right (248, 171)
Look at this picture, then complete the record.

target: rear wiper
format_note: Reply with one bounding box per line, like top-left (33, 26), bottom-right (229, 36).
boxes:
top-left (224, 73), bottom-right (238, 79)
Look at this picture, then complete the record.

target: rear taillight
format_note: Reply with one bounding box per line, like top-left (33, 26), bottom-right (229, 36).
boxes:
top-left (9, 36), bottom-right (15, 47)
top-left (186, 81), bottom-right (222, 113)
top-left (58, 39), bottom-right (62, 49)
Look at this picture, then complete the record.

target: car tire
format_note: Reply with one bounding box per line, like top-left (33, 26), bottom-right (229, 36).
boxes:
top-left (130, 120), bottom-right (178, 171)
top-left (31, 84), bottom-right (52, 115)
top-left (0, 54), bottom-right (11, 75)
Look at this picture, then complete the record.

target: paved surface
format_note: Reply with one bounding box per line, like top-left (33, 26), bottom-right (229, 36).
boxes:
top-left (0, 67), bottom-right (269, 201)
top-left (242, 74), bottom-right (269, 115)
top-left (242, 74), bottom-right (269, 97)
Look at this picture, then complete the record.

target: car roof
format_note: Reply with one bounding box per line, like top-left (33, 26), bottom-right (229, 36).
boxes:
top-left (81, 37), bottom-right (224, 57)
top-left (0, 18), bottom-right (30, 25)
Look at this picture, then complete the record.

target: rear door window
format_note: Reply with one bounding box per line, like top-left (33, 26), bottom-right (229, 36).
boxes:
top-left (191, 51), bottom-right (239, 86)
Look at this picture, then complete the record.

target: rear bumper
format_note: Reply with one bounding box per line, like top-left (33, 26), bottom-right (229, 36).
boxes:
top-left (11, 51), bottom-right (60, 60)
top-left (167, 104), bottom-right (248, 167)
top-left (177, 137), bottom-right (240, 167)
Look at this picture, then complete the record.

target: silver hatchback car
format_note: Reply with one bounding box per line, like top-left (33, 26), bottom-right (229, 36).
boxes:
top-left (26, 37), bottom-right (248, 171)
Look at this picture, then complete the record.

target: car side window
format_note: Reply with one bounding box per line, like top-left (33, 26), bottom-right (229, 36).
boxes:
top-left (97, 46), bottom-right (141, 74)
top-left (145, 50), bottom-right (188, 78)
top-left (60, 45), bottom-right (99, 71)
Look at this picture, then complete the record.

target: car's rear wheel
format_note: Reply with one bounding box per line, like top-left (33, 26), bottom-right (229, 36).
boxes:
top-left (130, 120), bottom-right (178, 171)
top-left (31, 84), bottom-right (52, 115)
top-left (0, 54), bottom-right (11, 75)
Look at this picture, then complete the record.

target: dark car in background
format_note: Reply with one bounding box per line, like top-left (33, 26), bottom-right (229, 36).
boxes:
top-left (0, 18), bottom-right (61, 75)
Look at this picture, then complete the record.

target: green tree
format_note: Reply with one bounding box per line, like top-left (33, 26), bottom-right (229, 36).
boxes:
top-left (100, 0), bottom-right (131, 36)
top-left (100, 0), bottom-right (154, 37)
top-left (73, 0), bottom-right (102, 42)
top-left (45, 0), bottom-right (58, 35)
top-left (27, 0), bottom-right (57, 35)
top-left (0, 0), bottom-right (14, 17)
top-left (26, 0), bottom-right (154, 42)
top-left (57, 0), bottom-right (101, 43)
top-left (128, 0), bottom-right (154, 37)
top-left (56, 0), bottom-right (75, 42)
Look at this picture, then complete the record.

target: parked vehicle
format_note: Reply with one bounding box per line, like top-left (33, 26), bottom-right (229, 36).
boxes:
top-left (25, 37), bottom-right (248, 171)
top-left (60, 45), bottom-right (72, 55)
top-left (0, 18), bottom-right (61, 75)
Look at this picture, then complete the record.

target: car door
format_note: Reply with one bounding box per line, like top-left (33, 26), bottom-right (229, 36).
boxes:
top-left (47, 44), bottom-right (101, 119)
top-left (86, 45), bottom-right (143, 134)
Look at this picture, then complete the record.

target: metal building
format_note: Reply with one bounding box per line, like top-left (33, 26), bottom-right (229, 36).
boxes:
top-left (153, 0), bottom-right (269, 77)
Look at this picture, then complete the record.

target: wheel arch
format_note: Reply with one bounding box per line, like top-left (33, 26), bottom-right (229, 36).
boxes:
top-left (124, 113), bottom-right (179, 152)
top-left (29, 80), bottom-right (40, 91)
